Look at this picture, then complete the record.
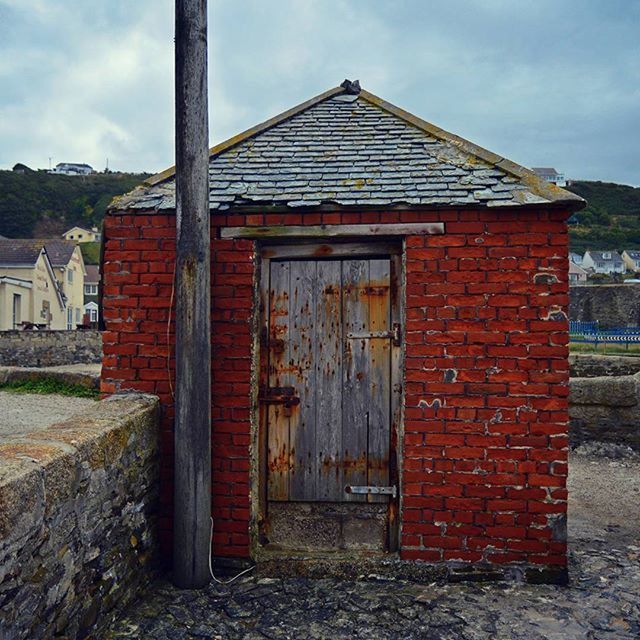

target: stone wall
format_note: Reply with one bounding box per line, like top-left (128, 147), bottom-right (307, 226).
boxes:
top-left (569, 373), bottom-right (640, 449)
top-left (0, 394), bottom-right (160, 640)
top-left (569, 354), bottom-right (640, 378)
top-left (0, 330), bottom-right (102, 366)
top-left (570, 284), bottom-right (640, 328)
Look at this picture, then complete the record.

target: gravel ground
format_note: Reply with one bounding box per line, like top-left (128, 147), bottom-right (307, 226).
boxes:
top-left (105, 449), bottom-right (640, 640)
top-left (0, 391), bottom-right (97, 437)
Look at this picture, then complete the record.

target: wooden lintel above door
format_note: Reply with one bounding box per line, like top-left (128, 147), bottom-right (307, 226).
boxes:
top-left (220, 222), bottom-right (444, 239)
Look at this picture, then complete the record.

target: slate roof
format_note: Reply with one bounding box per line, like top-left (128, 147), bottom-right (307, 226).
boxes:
top-left (38, 240), bottom-right (77, 268)
top-left (624, 250), bottom-right (640, 260)
top-left (113, 83), bottom-right (585, 213)
top-left (0, 239), bottom-right (46, 266)
top-left (85, 264), bottom-right (100, 284)
top-left (586, 250), bottom-right (624, 264)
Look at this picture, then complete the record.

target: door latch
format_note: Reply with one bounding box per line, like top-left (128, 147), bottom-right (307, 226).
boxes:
top-left (259, 386), bottom-right (300, 416)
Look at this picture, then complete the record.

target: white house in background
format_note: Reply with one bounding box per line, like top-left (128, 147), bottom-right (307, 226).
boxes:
top-left (62, 226), bottom-right (101, 243)
top-left (83, 301), bottom-right (99, 324)
top-left (582, 250), bottom-right (626, 274)
top-left (569, 261), bottom-right (588, 284)
top-left (50, 162), bottom-right (94, 176)
top-left (531, 167), bottom-right (567, 187)
top-left (622, 250), bottom-right (640, 273)
top-left (569, 252), bottom-right (583, 265)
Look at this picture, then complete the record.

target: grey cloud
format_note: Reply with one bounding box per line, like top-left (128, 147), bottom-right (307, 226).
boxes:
top-left (0, 0), bottom-right (638, 185)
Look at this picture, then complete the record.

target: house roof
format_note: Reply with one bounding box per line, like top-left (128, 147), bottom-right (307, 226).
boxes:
top-left (586, 250), bottom-right (623, 263)
top-left (63, 226), bottom-right (94, 235)
top-left (112, 82), bottom-right (585, 214)
top-left (57, 163), bottom-right (93, 169)
top-left (532, 167), bottom-right (560, 175)
top-left (0, 239), bottom-right (46, 266)
top-left (37, 240), bottom-right (77, 268)
top-left (624, 250), bottom-right (640, 260)
top-left (85, 264), bottom-right (100, 283)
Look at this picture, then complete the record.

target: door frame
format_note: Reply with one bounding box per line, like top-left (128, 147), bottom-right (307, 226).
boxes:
top-left (252, 239), bottom-right (405, 555)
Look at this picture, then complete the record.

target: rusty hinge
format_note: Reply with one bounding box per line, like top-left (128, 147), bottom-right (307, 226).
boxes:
top-left (346, 322), bottom-right (401, 346)
top-left (345, 485), bottom-right (397, 498)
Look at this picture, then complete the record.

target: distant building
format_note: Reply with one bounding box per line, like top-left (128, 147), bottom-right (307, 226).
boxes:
top-left (531, 167), bottom-right (566, 187)
top-left (40, 240), bottom-right (87, 329)
top-left (582, 250), bottom-right (626, 274)
top-left (0, 240), bottom-right (65, 330)
top-left (569, 261), bottom-right (588, 284)
top-left (51, 162), bottom-right (94, 176)
top-left (83, 264), bottom-right (100, 324)
top-left (62, 226), bottom-right (101, 243)
top-left (622, 250), bottom-right (640, 273)
top-left (12, 163), bottom-right (33, 174)
top-left (569, 252), bottom-right (583, 265)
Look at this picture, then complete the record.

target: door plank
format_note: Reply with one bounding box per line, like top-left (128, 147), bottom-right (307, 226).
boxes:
top-left (288, 260), bottom-right (318, 500)
top-left (267, 260), bottom-right (291, 501)
top-left (315, 260), bottom-right (343, 500)
top-left (366, 258), bottom-right (392, 503)
top-left (342, 259), bottom-right (370, 502)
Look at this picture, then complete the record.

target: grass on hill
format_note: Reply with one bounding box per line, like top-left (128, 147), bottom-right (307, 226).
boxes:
top-left (80, 241), bottom-right (101, 265)
top-left (0, 169), bottom-right (149, 239)
top-left (566, 181), bottom-right (640, 254)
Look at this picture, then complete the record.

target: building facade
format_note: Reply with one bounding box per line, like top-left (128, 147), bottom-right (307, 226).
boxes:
top-left (63, 226), bottom-right (101, 243)
top-left (582, 250), bottom-right (626, 274)
top-left (622, 250), bottom-right (640, 273)
top-left (0, 242), bottom-right (65, 330)
top-left (102, 83), bottom-right (585, 583)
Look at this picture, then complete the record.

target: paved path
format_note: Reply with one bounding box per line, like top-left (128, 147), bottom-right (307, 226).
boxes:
top-left (0, 391), bottom-right (97, 437)
top-left (106, 452), bottom-right (640, 640)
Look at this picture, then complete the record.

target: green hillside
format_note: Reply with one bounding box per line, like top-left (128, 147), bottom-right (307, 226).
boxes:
top-left (566, 181), bottom-right (640, 254)
top-left (0, 169), bottom-right (149, 239)
top-left (0, 170), bottom-right (637, 256)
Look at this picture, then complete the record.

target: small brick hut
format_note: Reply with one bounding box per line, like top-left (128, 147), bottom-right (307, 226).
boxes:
top-left (102, 81), bottom-right (585, 582)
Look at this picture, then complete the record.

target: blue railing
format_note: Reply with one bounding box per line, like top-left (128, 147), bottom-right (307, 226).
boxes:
top-left (570, 320), bottom-right (640, 346)
top-left (569, 321), bottom-right (599, 334)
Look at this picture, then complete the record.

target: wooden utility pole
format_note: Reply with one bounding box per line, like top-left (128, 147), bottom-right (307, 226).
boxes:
top-left (173, 0), bottom-right (211, 588)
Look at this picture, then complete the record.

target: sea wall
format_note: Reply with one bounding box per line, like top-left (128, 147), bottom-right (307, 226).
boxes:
top-left (569, 373), bottom-right (640, 449)
top-left (0, 330), bottom-right (102, 366)
top-left (570, 284), bottom-right (640, 328)
top-left (0, 394), bottom-right (160, 639)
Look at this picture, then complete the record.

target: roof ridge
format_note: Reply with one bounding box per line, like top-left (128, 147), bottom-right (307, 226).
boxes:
top-left (357, 90), bottom-right (583, 205)
top-left (144, 85), bottom-right (345, 187)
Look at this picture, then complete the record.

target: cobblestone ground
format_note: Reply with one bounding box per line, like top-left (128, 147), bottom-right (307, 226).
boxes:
top-left (105, 451), bottom-right (640, 640)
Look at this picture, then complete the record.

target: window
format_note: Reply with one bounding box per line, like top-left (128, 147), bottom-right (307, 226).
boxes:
top-left (75, 308), bottom-right (81, 323)
top-left (84, 284), bottom-right (98, 295)
top-left (602, 252), bottom-right (611, 259)
top-left (12, 294), bottom-right (21, 329)
top-left (90, 308), bottom-right (98, 322)
top-left (67, 307), bottom-right (73, 330)
top-left (78, 234), bottom-right (83, 239)
top-left (67, 269), bottom-right (74, 284)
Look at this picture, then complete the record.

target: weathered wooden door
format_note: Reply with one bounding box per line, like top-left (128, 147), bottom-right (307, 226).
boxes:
top-left (260, 246), bottom-right (400, 551)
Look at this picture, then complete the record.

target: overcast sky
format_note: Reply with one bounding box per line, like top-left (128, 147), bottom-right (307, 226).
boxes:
top-left (0, 0), bottom-right (638, 185)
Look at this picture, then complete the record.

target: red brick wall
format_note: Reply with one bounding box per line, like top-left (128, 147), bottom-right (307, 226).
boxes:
top-left (102, 207), bottom-right (569, 568)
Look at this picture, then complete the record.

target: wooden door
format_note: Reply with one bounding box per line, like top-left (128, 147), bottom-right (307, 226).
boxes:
top-left (262, 254), bottom-right (398, 506)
